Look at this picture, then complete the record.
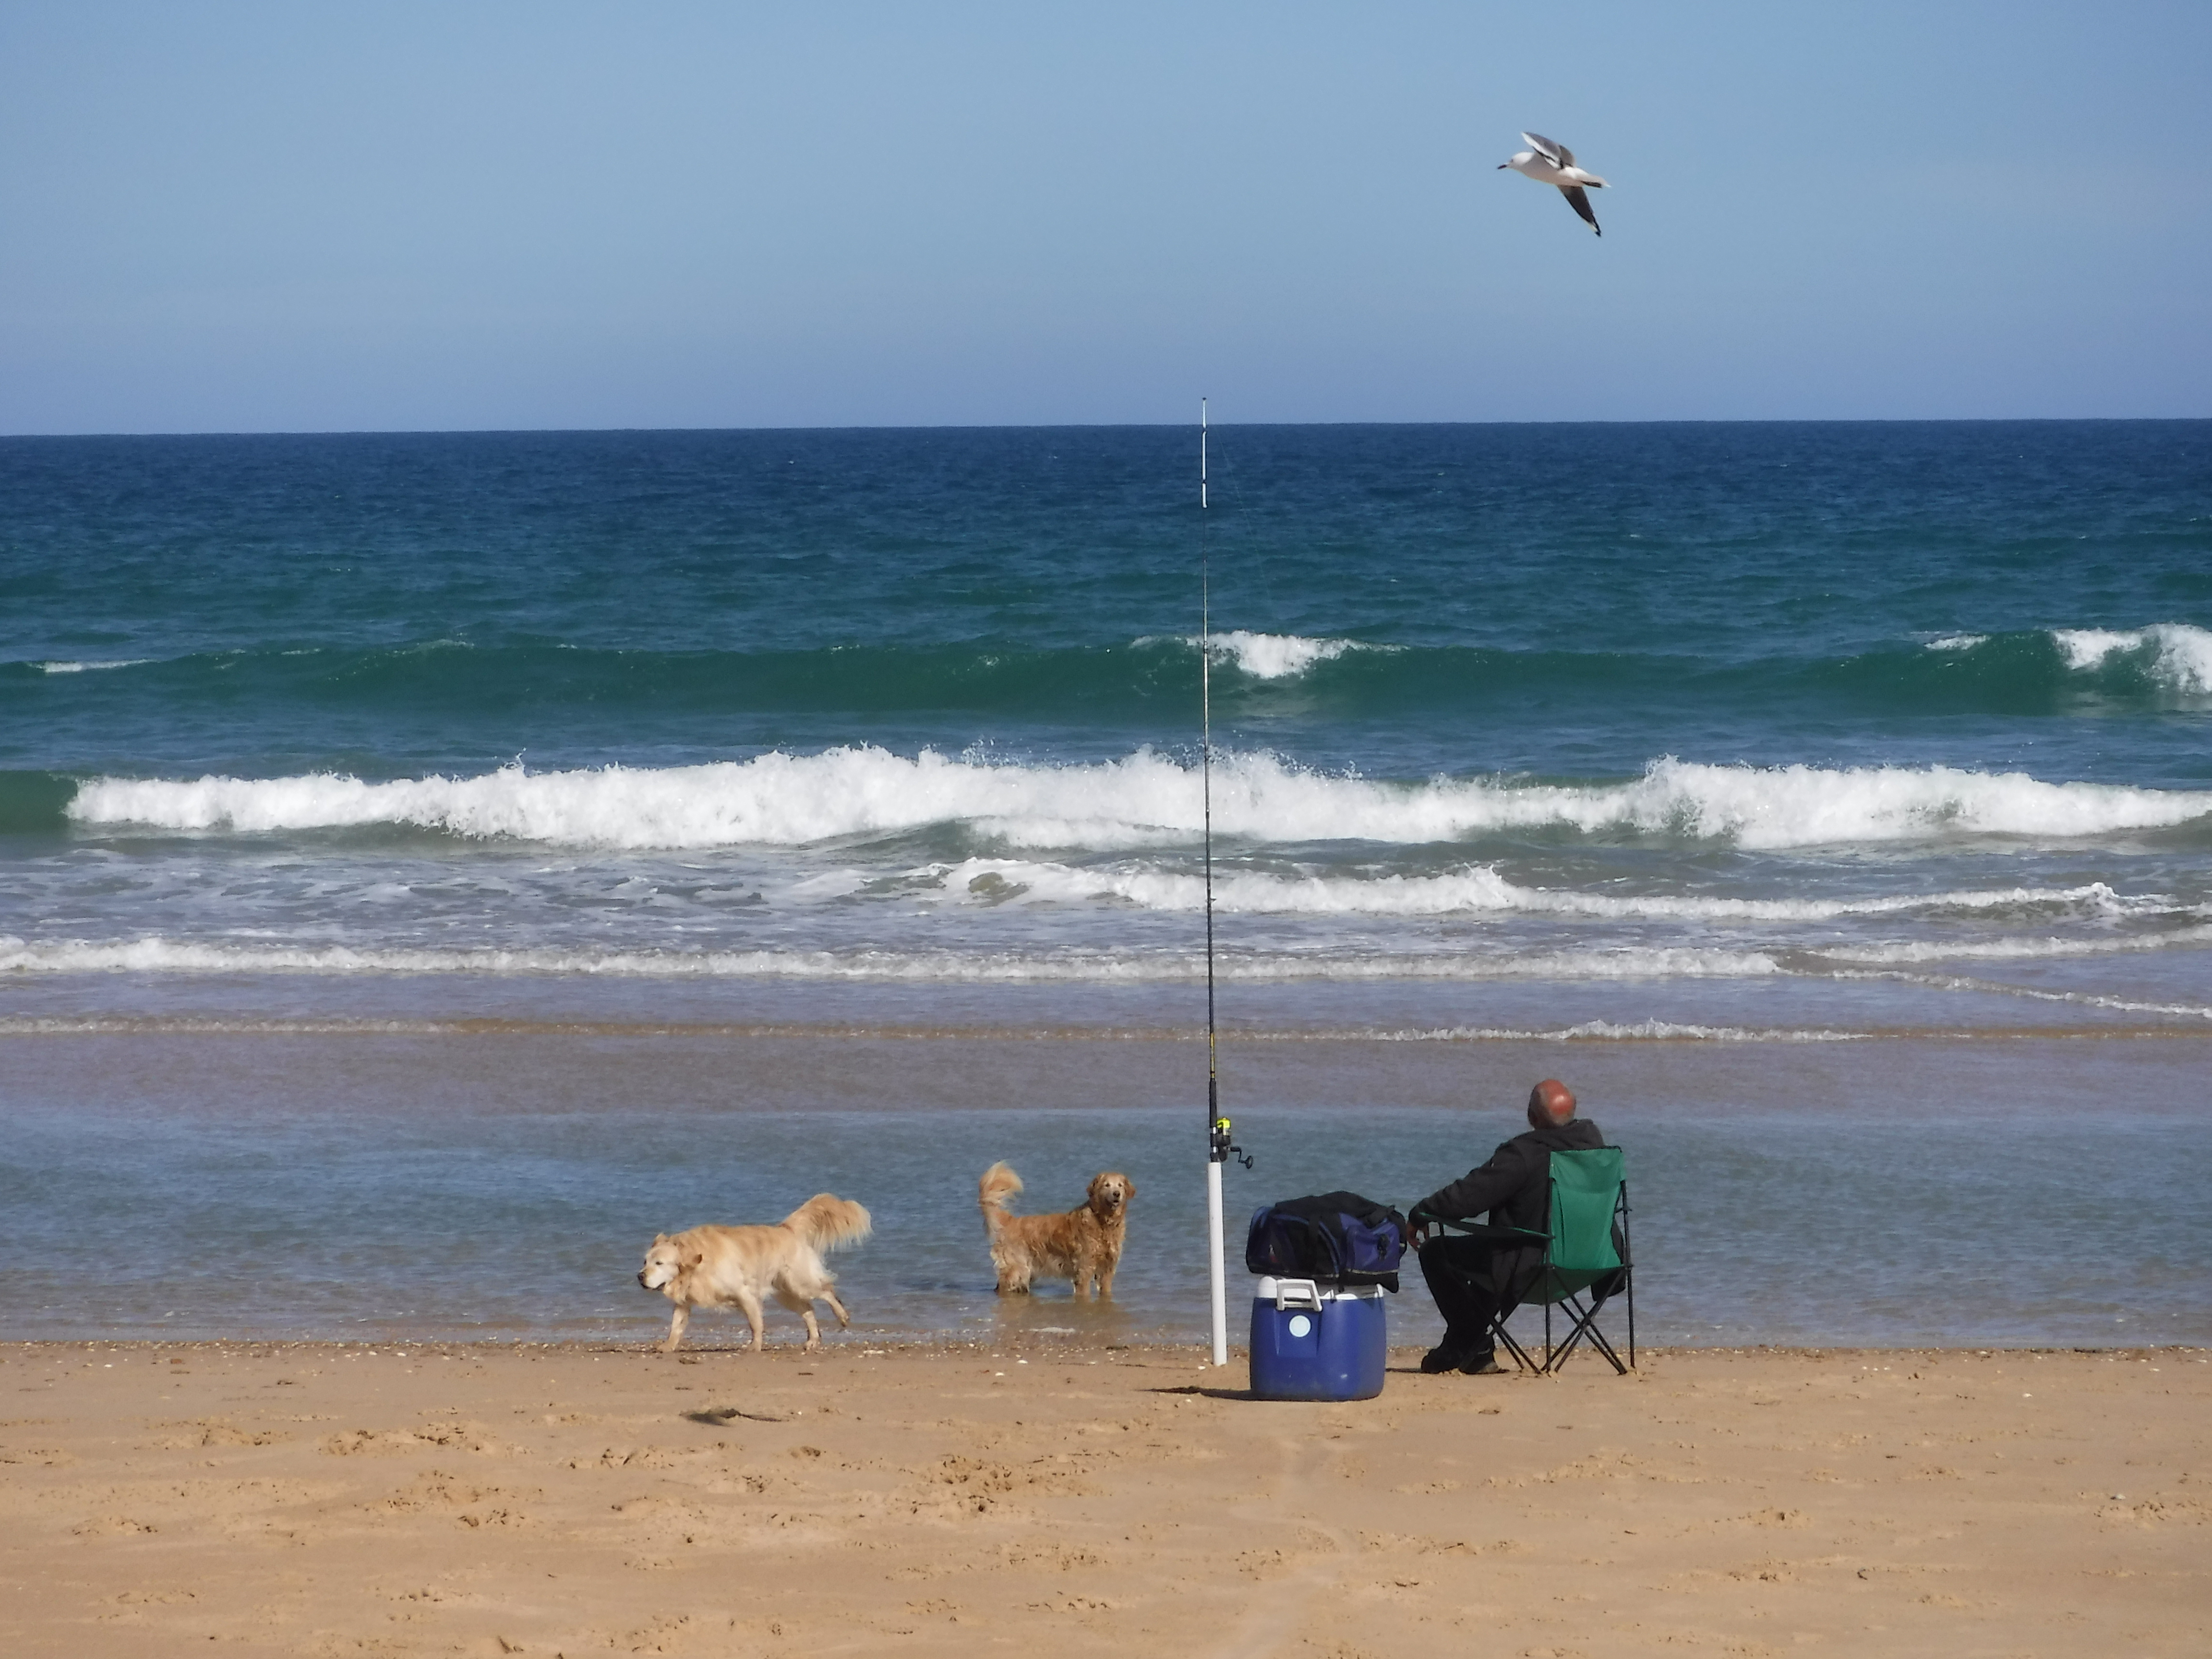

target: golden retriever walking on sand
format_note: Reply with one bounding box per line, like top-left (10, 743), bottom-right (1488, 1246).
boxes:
top-left (978, 1162), bottom-right (1134, 1300)
top-left (637, 1194), bottom-right (872, 1353)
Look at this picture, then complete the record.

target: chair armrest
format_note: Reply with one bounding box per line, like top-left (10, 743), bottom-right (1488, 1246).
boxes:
top-left (1425, 1219), bottom-right (1550, 1246)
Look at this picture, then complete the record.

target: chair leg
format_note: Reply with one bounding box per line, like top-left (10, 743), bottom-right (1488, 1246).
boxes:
top-left (1545, 1299), bottom-right (1584, 1372)
top-left (1618, 1182), bottom-right (1635, 1371)
top-left (1546, 1295), bottom-right (1628, 1376)
top-left (1625, 1266), bottom-right (1636, 1370)
top-left (1571, 1311), bottom-right (1628, 1375)
top-left (1491, 1314), bottom-right (1538, 1373)
top-left (1546, 1296), bottom-right (1594, 1372)
top-left (1581, 1321), bottom-right (1627, 1374)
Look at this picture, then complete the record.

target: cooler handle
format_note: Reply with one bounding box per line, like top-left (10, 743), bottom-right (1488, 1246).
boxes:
top-left (1273, 1278), bottom-right (1322, 1311)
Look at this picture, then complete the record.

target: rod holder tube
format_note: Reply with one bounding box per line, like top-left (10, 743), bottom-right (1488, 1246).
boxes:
top-left (1207, 1157), bottom-right (1227, 1367)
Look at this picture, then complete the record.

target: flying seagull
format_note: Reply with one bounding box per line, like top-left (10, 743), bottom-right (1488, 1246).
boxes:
top-left (1500, 132), bottom-right (1607, 236)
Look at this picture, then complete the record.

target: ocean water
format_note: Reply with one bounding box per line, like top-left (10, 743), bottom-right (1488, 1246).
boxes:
top-left (3, 1034), bottom-right (2206, 1350)
top-left (3, 422), bottom-right (2209, 1346)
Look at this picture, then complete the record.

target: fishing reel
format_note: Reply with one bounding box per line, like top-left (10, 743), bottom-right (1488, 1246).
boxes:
top-left (1210, 1115), bottom-right (1253, 1170)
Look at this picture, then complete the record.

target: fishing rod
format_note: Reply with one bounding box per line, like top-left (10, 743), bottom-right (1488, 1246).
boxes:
top-left (1201, 397), bottom-right (1249, 1370)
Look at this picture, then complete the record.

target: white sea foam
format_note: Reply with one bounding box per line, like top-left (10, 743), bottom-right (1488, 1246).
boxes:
top-left (0, 934), bottom-right (1780, 984)
top-left (1380, 1021), bottom-right (1863, 1042)
top-left (1136, 631), bottom-right (1390, 679)
top-left (35, 659), bottom-right (150, 674)
top-left (1204, 630), bottom-right (1372, 679)
top-left (1831, 969), bottom-right (2212, 1022)
top-left (0, 1014), bottom-right (1860, 1041)
top-left (1819, 923), bottom-right (2212, 966)
top-left (2051, 624), bottom-right (2212, 693)
top-left (932, 859), bottom-right (2157, 923)
top-left (0, 1016), bottom-right (477, 1036)
top-left (1915, 624), bottom-right (2212, 695)
top-left (65, 750), bottom-right (2212, 852)
top-left (1, 1009), bottom-right (2194, 1040)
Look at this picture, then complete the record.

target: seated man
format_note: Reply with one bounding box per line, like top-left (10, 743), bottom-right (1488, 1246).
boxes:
top-left (1408, 1078), bottom-right (1602, 1375)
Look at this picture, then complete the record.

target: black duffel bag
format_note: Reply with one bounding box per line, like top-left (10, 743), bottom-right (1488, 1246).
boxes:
top-left (1244, 1191), bottom-right (1408, 1291)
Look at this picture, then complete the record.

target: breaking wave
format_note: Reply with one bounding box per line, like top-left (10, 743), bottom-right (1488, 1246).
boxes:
top-left (1349, 1020), bottom-right (1863, 1042)
top-left (1818, 924), bottom-right (2212, 966)
top-left (1918, 622), bottom-right (2212, 700)
top-left (1193, 631), bottom-right (1390, 680)
top-left (13, 623), bottom-right (2209, 729)
top-left (930, 861), bottom-right (2170, 922)
top-left (66, 750), bottom-right (2212, 853)
top-left (0, 1013), bottom-right (1865, 1041)
top-left (0, 934), bottom-right (1781, 984)
top-left (2049, 624), bottom-right (2212, 694)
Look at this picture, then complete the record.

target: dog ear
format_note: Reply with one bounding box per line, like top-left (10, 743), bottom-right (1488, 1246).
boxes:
top-left (1121, 1174), bottom-right (1136, 1199)
top-left (686, 1251), bottom-right (704, 1268)
top-left (653, 1233), bottom-right (668, 1245)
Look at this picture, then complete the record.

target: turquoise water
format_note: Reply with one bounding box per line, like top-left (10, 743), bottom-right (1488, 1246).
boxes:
top-left (2, 422), bottom-right (2208, 1344)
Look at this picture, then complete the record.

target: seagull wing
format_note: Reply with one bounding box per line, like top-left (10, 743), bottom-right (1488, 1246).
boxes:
top-left (1555, 141), bottom-right (1578, 168)
top-left (1561, 184), bottom-right (1602, 236)
top-left (1521, 132), bottom-right (1564, 167)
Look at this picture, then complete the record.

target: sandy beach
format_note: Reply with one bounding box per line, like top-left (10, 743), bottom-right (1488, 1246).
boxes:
top-left (3, 1339), bottom-right (2204, 1657)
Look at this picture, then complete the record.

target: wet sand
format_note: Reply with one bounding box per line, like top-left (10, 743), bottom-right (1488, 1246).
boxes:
top-left (3, 1339), bottom-right (2205, 1656)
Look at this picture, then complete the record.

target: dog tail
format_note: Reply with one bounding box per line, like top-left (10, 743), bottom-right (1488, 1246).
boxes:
top-left (978, 1161), bottom-right (1022, 1235)
top-left (781, 1194), bottom-right (873, 1253)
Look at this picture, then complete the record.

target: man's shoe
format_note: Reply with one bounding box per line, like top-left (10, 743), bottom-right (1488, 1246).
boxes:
top-left (1419, 1346), bottom-right (1471, 1374)
top-left (1459, 1352), bottom-right (1504, 1376)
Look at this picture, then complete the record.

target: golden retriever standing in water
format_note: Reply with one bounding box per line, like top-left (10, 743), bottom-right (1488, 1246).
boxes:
top-left (637, 1193), bottom-right (872, 1353)
top-left (978, 1162), bottom-right (1134, 1299)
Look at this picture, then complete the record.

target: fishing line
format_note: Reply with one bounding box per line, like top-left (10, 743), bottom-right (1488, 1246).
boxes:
top-left (1201, 398), bottom-right (1250, 1370)
top-left (1203, 399), bottom-right (1218, 1148)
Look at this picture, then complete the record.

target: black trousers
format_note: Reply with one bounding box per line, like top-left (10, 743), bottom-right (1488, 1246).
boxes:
top-left (1417, 1236), bottom-right (1539, 1357)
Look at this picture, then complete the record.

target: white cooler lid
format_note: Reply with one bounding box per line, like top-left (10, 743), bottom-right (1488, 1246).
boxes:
top-left (1253, 1277), bottom-right (1386, 1302)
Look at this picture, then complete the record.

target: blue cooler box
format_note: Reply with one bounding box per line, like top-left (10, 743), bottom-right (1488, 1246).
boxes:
top-left (1249, 1276), bottom-right (1387, 1400)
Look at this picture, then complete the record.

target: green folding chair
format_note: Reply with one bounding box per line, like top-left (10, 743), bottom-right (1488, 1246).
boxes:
top-left (1440, 1146), bottom-right (1635, 1375)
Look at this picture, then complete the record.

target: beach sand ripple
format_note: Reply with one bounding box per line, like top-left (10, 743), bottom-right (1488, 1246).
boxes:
top-left (1, 1341), bottom-right (2205, 1656)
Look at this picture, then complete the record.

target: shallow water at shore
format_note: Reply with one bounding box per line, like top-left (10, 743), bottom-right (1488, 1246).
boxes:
top-left (3, 1027), bottom-right (2205, 1350)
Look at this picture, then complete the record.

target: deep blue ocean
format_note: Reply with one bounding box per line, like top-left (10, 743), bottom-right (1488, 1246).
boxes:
top-left (3, 422), bottom-right (2209, 1346)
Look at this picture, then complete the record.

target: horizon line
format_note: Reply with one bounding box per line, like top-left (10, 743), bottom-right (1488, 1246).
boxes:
top-left (5, 414), bottom-right (2210, 441)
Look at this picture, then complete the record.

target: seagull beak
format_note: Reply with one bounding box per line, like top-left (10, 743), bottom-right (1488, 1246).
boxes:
top-left (1495, 163), bottom-right (1509, 169)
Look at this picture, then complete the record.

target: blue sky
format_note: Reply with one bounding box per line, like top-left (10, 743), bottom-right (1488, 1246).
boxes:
top-left (2, 1), bottom-right (2207, 432)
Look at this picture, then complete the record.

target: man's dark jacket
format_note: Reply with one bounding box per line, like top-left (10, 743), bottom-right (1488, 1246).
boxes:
top-left (1414, 1117), bottom-right (1605, 1235)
